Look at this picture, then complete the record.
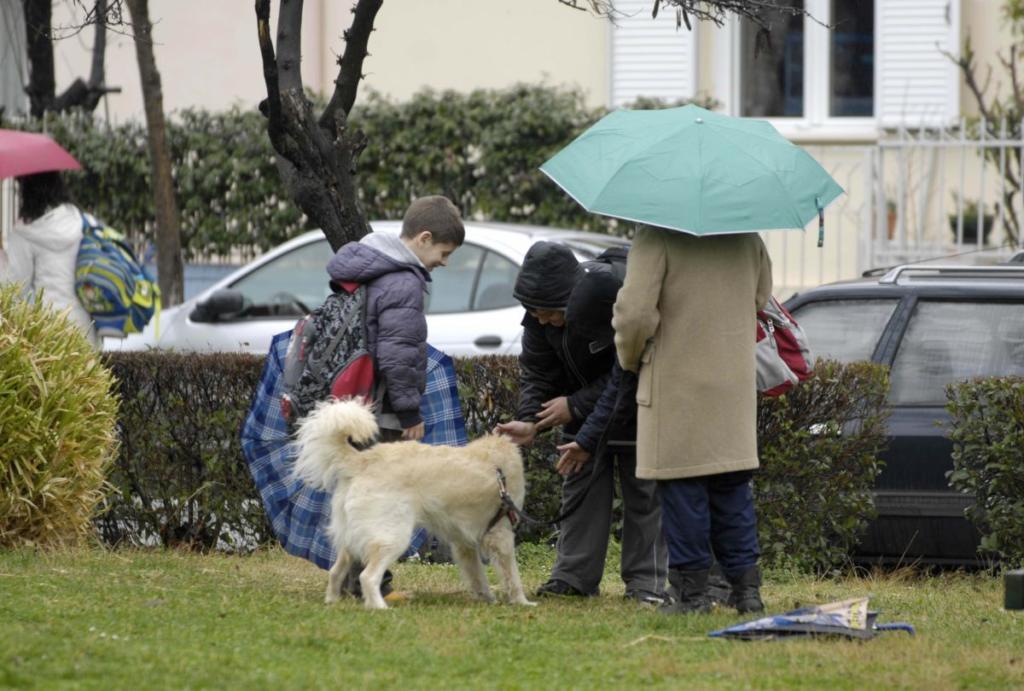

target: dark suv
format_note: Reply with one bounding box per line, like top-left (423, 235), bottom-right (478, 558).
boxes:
top-left (785, 264), bottom-right (1024, 565)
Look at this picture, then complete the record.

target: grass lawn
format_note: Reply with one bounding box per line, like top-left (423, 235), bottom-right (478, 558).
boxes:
top-left (0, 543), bottom-right (1021, 690)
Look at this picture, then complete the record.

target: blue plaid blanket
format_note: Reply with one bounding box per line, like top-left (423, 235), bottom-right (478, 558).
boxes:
top-left (240, 331), bottom-right (468, 570)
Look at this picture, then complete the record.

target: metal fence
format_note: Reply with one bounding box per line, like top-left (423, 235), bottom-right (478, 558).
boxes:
top-left (868, 118), bottom-right (1024, 272)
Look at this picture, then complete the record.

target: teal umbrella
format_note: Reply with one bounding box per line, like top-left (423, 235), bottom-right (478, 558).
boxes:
top-left (541, 105), bottom-right (844, 245)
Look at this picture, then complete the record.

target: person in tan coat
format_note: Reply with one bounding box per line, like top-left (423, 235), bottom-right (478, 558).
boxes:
top-left (613, 226), bottom-right (772, 614)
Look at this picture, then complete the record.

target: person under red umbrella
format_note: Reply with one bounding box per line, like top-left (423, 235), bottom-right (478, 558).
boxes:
top-left (0, 170), bottom-right (98, 347)
top-left (0, 129), bottom-right (96, 345)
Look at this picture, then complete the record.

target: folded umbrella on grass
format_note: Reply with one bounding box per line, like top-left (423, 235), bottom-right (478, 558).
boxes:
top-left (541, 104), bottom-right (843, 245)
top-left (709, 597), bottom-right (916, 640)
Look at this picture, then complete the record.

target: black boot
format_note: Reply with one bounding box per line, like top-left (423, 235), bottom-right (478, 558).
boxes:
top-left (659, 568), bottom-right (711, 615)
top-left (726, 566), bottom-right (764, 614)
top-left (706, 562), bottom-right (731, 607)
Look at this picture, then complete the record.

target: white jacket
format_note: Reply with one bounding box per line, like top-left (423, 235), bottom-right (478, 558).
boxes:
top-left (0, 203), bottom-right (98, 346)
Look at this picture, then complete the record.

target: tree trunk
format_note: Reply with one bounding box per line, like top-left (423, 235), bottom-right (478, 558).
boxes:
top-left (23, 0), bottom-right (56, 117)
top-left (255, 0), bottom-right (380, 251)
top-left (23, 0), bottom-right (112, 116)
top-left (125, 0), bottom-right (184, 306)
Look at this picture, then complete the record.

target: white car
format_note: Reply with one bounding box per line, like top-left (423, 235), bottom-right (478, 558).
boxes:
top-left (106, 221), bottom-right (628, 357)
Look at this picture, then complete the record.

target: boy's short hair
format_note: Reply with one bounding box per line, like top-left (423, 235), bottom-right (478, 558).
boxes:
top-left (401, 196), bottom-right (465, 245)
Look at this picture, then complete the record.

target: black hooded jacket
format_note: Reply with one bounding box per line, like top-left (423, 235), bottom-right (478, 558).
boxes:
top-left (514, 243), bottom-right (634, 446)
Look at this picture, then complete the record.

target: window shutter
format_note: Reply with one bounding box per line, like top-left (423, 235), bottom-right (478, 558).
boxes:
top-left (609, 0), bottom-right (697, 108)
top-left (877, 0), bottom-right (960, 127)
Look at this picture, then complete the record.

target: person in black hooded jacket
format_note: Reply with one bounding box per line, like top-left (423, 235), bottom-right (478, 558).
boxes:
top-left (495, 241), bottom-right (667, 604)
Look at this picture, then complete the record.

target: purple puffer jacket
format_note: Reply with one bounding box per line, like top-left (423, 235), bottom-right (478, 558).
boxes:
top-left (326, 238), bottom-right (430, 428)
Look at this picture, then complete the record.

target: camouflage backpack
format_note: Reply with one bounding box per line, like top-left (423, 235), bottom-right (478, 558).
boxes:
top-left (279, 281), bottom-right (376, 427)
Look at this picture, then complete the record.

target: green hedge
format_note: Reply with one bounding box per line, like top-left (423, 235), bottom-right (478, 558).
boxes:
top-left (947, 377), bottom-right (1024, 567)
top-left (755, 360), bottom-right (889, 572)
top-left (6, 87), bottom-right (714, 259)
top-left (96, 352), bottom-right (270, 550)
top-left (96, 352), bottom-right (888, 572)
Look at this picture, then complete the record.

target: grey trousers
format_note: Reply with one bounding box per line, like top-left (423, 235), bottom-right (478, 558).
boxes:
top-left (549, 446), bottom-right (668, 596)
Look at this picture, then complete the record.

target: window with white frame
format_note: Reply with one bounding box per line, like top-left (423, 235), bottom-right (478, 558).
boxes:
top-left (608, 0), bottom-right (961, 134)
top-left (738, 1), bottom-right (874, 123)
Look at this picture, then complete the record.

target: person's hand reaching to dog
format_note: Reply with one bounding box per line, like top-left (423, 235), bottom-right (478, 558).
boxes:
top-left (555, 441), bottom-right (591, 477)
top-left (493, 420), bottom-right (537, 446)
top-left (535, 396), bottom-right (571, 431)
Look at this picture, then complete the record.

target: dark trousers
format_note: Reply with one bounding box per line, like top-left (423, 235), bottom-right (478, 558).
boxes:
top-left (550, 446), bottom-right (667, 595)
top-left (657, 470), bottom-right (760, 580)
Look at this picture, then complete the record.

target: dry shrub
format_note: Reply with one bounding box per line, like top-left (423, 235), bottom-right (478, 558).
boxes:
top-left (0, 284), bottom-right (118, 547)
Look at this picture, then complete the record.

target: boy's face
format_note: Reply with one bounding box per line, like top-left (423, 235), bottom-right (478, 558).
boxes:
top-left (406, 231), bottom-right (459, 272)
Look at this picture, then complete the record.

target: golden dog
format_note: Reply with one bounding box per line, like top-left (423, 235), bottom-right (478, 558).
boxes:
top-left (292, 399), bottom-right (535, 610)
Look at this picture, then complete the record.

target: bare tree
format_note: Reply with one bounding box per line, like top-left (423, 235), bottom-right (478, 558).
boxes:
top-left (22, 0), bottom-right (121, 116)
top-left (559, 0), bottom-right (816, 32)
top-left (255, 0), bottom-right (379, 252)
top-left (125, 0), bottom-right (183, 305)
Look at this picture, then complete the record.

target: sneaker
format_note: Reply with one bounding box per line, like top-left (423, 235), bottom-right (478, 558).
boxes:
top-left (624, 589), bottom-right (669, 606)
top-left (535, 579), bottom-right (591, 598)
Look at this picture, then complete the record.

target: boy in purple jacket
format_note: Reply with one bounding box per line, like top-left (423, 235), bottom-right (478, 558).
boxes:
top-left (326, 196), bottom-right (464, 441)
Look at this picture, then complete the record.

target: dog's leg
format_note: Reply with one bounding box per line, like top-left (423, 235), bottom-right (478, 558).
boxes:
top-left (325, 548), bottom-right (353, 604)
top-left (359, 543), bottom-right (401, 610)
top-left (483, 525), bottom-right (535, 606)
top-left (451, 541), bottom-right (496, 603)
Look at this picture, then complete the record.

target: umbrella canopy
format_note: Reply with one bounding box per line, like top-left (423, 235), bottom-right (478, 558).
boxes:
top-left (0, 128), bottom-right (81, 179)
top-left (540, 105), bottom-right (843, 242)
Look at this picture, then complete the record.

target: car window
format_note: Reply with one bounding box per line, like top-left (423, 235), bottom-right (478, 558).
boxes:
top-left (890, 300), bottom-right (1024, 405)
top-left (473, 251), bottom-right (519, 311)
top-left (789, 298), bottom-right (900, 363)
top-left (426, 243), bottom-right (484, 314)
top-left (229, 239), bottom-right (333, 313)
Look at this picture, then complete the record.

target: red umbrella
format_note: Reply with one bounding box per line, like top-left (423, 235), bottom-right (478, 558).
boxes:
top-left (0, 129), bottom-right (81, 179)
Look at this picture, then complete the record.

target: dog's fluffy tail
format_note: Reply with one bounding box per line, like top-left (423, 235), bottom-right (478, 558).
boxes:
top-left (291, 398), bottom-right (379, 491)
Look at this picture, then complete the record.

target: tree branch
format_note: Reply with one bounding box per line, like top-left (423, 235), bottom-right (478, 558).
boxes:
top-left (276, 0), bottom-right (304, 93)
top-left (562, 0), bottom-right (826, 30)
top-left (321, 0), bottom-right (383, 129)
top-left (255, 0), bottom-right (287, 154)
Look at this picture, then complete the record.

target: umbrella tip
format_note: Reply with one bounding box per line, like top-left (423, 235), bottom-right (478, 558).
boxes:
top-left (695, 117), bottom-right (704, 124)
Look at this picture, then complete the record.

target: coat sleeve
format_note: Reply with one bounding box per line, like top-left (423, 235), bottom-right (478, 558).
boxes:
top-left (566, 369), bottom-right (611, 422)
top-left (573, 362), bottom-right (636, 453)
top-left (0, 231), bottom-right (35, 289)
top-left (374, 281), bottom-right (427, 428)
top-left (516, 316), bottom-right (565, 422)
top-left (755, 237), bottom-right (773, 311)
top-left (613, 227), bottom-right (666, 372)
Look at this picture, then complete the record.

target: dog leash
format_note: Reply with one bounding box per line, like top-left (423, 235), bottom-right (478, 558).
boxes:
top-left (488, 468), bottom-right (522, 531)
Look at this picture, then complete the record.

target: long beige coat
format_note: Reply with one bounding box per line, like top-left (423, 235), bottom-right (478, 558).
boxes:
top-left (613, 227), bottom-right (772, 480)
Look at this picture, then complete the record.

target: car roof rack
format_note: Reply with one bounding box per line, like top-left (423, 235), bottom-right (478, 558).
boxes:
top-left (878, 264), bottom-right (1024, 284)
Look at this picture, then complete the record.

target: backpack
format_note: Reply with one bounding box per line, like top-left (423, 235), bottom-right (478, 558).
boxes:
top-left (75, 211), bottom-right (160, 338)
top-left (279, 281), bottom-right (376, 427)
top-left (756, 295), bottom-right (814, 396)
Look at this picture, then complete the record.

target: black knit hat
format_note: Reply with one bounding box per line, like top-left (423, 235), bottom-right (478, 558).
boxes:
top-left (512, 241), bottom-right (579, 310)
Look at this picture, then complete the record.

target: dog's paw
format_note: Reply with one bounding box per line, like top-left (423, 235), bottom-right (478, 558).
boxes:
top-left (325, 593), bottom-right (340, 605)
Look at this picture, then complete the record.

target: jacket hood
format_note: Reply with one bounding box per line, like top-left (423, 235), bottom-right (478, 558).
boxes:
top-left (13, 203), bottom-right (83, 253)
top-left (566, 268), bottom-right (620, 352)
top-left (326, 232), bottom-right (430, 287)
top-left (512, 241), bottom-right (580, 310)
